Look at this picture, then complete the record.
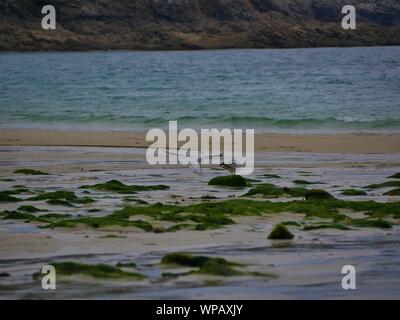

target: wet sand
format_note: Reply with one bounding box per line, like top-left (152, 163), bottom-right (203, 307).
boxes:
top-left (1, 129), bottom-right (400, 153)
top-left (0, 143), bottom-right (400, 299)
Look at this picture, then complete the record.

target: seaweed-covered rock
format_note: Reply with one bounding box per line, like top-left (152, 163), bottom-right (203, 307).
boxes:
top-left (388, 172), bottom-right (400, 179)
top-left (267, 224), bottom-right (294, 240)
top-left (305, 189), bottom-right (334, 201)
top-left (208, 175), bottom-right (249, 187)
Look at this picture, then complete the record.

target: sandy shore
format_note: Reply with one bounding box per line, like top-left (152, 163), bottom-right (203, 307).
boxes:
top-left (1, 129), bottom-right (400, 153)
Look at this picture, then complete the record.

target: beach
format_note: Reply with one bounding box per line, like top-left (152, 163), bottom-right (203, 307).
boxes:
top-left (1, 132), bottom-right (400, 299)
top-left (1, 130), bottom-right (400, 154)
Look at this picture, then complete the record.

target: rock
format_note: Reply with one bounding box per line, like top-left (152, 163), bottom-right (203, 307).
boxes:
top-left (1, 0), bottom-right (399, 51)
top-left (268, 224), bottom-right (294, 240)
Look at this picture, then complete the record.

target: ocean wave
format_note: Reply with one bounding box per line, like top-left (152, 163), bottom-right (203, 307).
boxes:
top-left (2, 115), bottom-right (399, 133)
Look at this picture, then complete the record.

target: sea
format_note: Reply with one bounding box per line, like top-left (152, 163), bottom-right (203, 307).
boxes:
top-left (0, 46), bottom-right (399, 133)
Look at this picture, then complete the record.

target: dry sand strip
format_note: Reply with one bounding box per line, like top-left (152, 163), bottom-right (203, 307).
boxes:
top-left (1, 129), bottom-right (400, 154)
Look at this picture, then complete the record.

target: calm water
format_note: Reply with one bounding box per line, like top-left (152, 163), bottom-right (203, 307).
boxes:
top-left (0, 47), bottom-right (399, 133)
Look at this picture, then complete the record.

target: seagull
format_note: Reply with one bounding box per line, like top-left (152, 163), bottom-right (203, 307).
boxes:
top-left (218, 153), bottom-right (242, 175)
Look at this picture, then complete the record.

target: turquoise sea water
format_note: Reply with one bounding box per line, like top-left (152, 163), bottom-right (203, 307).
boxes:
top-left (0, 46), bottom-right (399, 133)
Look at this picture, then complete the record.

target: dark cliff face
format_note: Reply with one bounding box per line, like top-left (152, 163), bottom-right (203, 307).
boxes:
top-left (0, 0), bottom-right (399, 51)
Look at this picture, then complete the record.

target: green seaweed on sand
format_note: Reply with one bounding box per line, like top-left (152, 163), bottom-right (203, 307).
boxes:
top-left (46, 199), bottom-right (75, 207)
top-left (383, 188), bottom-right (400, 196)
top-left (303, 223), bottom-right (351, 231)
top-left (243, 184), bottom-right (307, 198)
top-left (19, 194), bottom-right (400, 232)
top-left (267, 224), bottom-right (294, 240)
top-left (35, 262), bottom-right (145, 279)
top-left (14, 169), bottom-right (49, 175)
top-left (208, 175), bottom-right (250, 187)
top-left (293, 180), bottom-right (320, 185)
top-left (365, 181), bottom-right (400, 189)
top-left (304, 189), bottom-right (334, 201)
top-left (99, 234), bottom-right (127, 239)
top-left (281, 221), bottom-right (301, 227)
top-left (29, 191), bottom-right (94, 204)
top-left (116, 262), bottom-right (136, 268)
top-left (0, 192), bottom-right (21, 202)
top-left (17, 205), bottom-right (43, 213)
top-left (388, 172), bottom-right (400, 179)
top-left (263, 174), bottom-right (281, 178)
top-left (0, 178), bottom-right (15, 182)
top-left (2, 211), bottom-right (71, 223)
top-left (350, 219), bottom-right (392, 229)
top-left (341, 189), bottom-right (367, 196)
top-left (45, 216), bottom-right (153, 231)
top-left (161, 252), bottom-right (242, 276)
top-left (166, 223), bottom-right (194, 232)
top-left (2, 212), bottom-right (47, 223)
top-left (41, 213), bottom-right (72, 219)
top-left (80, 180), bottom-right (169, 194)
top-left (88, 208), bottom-right (101, 213)
top-left (1, 188), bottom-right (30, 195)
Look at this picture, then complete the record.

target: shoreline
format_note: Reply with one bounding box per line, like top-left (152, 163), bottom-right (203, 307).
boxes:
top-left (1, 129), bottom-right (400, 154)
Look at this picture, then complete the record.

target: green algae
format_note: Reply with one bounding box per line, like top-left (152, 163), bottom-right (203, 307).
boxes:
top-left (80, 180), bottom-right (169, 194)
top-left (243, 183), bottom-right (307, 198)
top-left (46, 199), bottom-right (75, 207)
top-left (48, 217), bottom-right (153, 231)
top-left (341, 189), bottom-right (367, 196)
top-left (14, 169), bottom-right (49, 175)
top-left (99, 234), bottom-right (127, 239)
top-left (366, 181), bottom-right (400, 189)
top-left (384, 188), bottom-right (400, 196)
top-left (11, 188), bottom-right (400, 233)
top-left (166, 223), bottom-right (194, 232)
top-left (303, 223), bottom-right (351, 231)
top-left (281, 221), bottom-right (301, 227)
top-left (2, 211), bottom-right (47, 223)
top-left (40, 262), bottom-right (145, 279)
top-left (267, 224), bottom-right (294, 240)
top-left (263, 174), bottom-right (281, 178)
top-left (161, 252), bottom-right (242, 276)
top-left (17, 205), bottom-right (43, 213)
top-left (293, 180), bottom-right (318, 185)
top-left (0, 192), bottom-right (21, 202)
top-left (388, 172), bottom-right (400, 179)
top-left (304, 189), bottom-right (334, 200)
top-left (29, 191), bottom-right (94, 204)
top-left (350, 219), bottom-right (392, 229)
top-left (116, 262), bottom-right (136, 268)
top-left (208, 175), bottom-right (250, 187)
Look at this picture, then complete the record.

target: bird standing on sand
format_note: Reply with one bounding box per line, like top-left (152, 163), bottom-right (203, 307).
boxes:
top-left (219, 153), bottom-right (241, 175)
